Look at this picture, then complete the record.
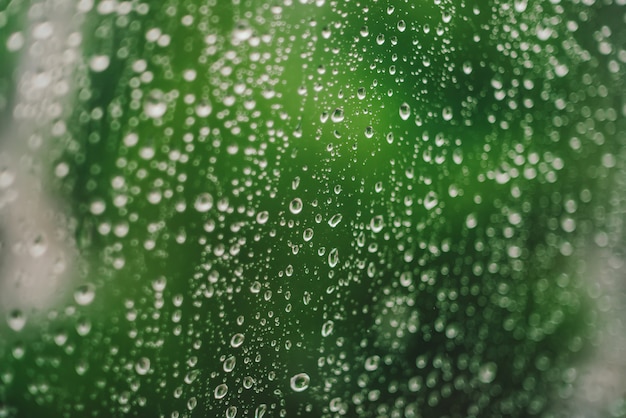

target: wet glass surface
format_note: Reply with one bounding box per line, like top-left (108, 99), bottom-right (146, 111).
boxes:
top-left (1, 1), bottom-right (625, 417)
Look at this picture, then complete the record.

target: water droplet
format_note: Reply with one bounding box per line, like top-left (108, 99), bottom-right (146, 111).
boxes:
top-left (328, 248), bottom-right (339, 268)
top-left (478, 362), bottom-right (498, 383)
top-left (152, 276), bottom-right (167, 292)
top-left (514, 0), bottom-right (528, 12)
top-left (365, 355), bottom-right (380, 371)
top-left (90, 199), bottom-right (106, 215)
top-left (89, 55), bottom-right (110, 72)
top-left (399, 271), bottom-right (413, 287)
top-left (303, 228), bottom-right (314, 242)
top-left (466, 213), bottom-right (478, 229)
top-left (254, 404), bottom-right (267, 418)
top-left (223, 356), bottom-right (236, 372)
top-left (397, 20), bottom-right (406, 32)
top-left (226, 406), bottom-right (238, 418)
top-left (243, 376), bottom-right (255, 389)
top-left (328, 213), bottom-right (342, 228)
top-left (462, 61), bottom-right (473, 75)
top-left (214, 383), bottom-right (228, 399)
top-left (230, 333), bottom-right (245, 348)
top-left (424, 191), bottom-right (438, 210)
top-left (357, 87), bottom-right (366, 100)
top-left (195, 100), bottom-right (212, 117)
top-left (370, 215), bottom-right (384, 233)
top-left (290, 373), bottom-right (310, 392)
top-left (74, 283), bottom-right (96, 306)
top-left (399, 102), bottom-right (411, 120)
top-left (194, 193), bottom-right (214, 212)
top-left (7, 310), bottom-right (26, 332)
top-left (256, 211), bottom-right (269, 225)
top-left (331, 108), bottom-right (345, 123)
top-left (144, 90), bottom-right (167, 119)
top-left (135, 357), bottom-right (151, 375)
top-left (365, 126), bottom-right (374, 138)
top-left (289, 198), bottom-right (303, 215)
top-left (321, 320), bottom-right (334, 337)
top-left (442, 106), bottom-right (453, 121)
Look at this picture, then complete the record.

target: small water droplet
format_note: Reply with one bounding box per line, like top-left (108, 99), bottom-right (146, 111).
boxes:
top-left (195, 100), bottom-right (212, 117)
top-left (194, 193), bottom-right (214, 212)
top-left (331, 108), bottom-right (344, 123)
top-left (223, 356), bottom-right (236, 372)
top-left (328, 248), bottom-right (339, 268)
top-left (144, 90), bottom-right (167, 119)
top-left (214, 383), bottom-right (228, 399)
top-left (135, 357), bottom-right (151, 375)
top-left (89, 55), bottom-right (110, 72)
top-left (289, 198), bottom-right (303, 215)
top-left (290, 373), bottom-right (310, 392)
top-left (74, 283), bottom-right (96, 306)
top-left (231, 333), bottom-right (245, 348)
top-left (303, 228), bottom-right (314, 242)
top-left (256, 211), bottom-right (269, 225)
top-left (328, 213), bottom-right (342, 228)
top-left (424, 191), bottom-right (438, 210)
top-left (399, 102), bottom-right (411, 121)
top-left (364, 355), bottom-right (380, 371)
top-left (478, 362), bottom-right (497, 383)
top-left (321, 320), bottom-right (334, 337)
top-left (226, 406), bottom-right (238, 418)
top-left (7, 310), bottom-right (26, 332)
top-left (370, 215), bottom-right (384, 233)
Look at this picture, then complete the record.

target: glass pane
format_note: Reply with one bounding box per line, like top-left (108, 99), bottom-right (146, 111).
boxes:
top-left (1, 0), bottom-right (625, 417)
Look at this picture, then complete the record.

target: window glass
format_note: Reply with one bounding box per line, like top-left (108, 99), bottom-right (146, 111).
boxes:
top-left (1, 1), bottom-right (625, 417)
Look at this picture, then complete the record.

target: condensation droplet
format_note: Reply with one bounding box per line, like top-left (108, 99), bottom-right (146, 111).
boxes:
top-left (231, 333), bottom-right (245, 348)
top-left (328, 213), bottom-right (342, 228)
top-left (256, 211), bottom-right (269, 225)
top-left (74, 283), bottom-right (96, 306)
top-left (289, 198), bottom-right (303, 215)
top-left (144, 90), bottom-right (167, 119)
top-left (194, 193), bottom-right (214, 212)
top-left (321, 320), bottom-right (334, 337)
top-left (214, 383), bottom-right (228, 399)
top-left (399, 102), bottom-right (411, 120)
top-left (7, 310), bottom-right (27, 332)
top-left (424, 191), bottom-right (438, 210)
top-left (135, 357), bottom-right (151, 375)
top-left (290, 373), bottom-right (310, 392)
top-left (328, 248), bottom-right (339, 268)
top-left (478, 362), bottom-right (498, 383)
